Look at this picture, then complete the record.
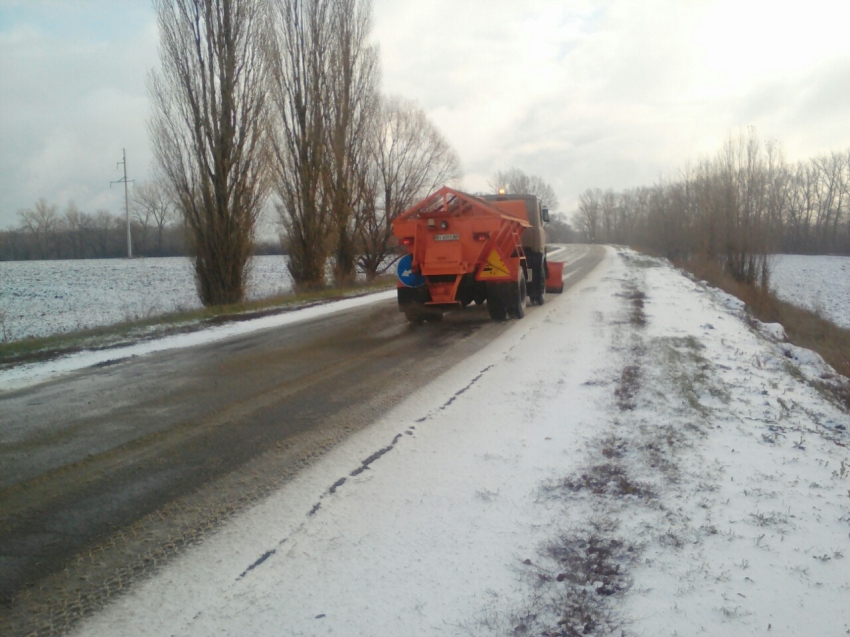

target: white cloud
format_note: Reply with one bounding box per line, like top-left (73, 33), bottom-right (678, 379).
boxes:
top-left (695, 0), bottom-right (850, 86)
top-left (374, 0), bottom-right (850, 212)
top-left (1, 0), bottom-right (849, 229)
top-left (0, 5), bottom-right (157, 226)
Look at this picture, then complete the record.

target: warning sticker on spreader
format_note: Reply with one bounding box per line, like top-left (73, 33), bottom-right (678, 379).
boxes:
top-left (478, 249), bottom-right (511, 279)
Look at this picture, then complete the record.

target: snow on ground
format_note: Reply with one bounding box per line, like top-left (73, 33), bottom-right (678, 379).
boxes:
top-left (0, 290), bottom-right (396, 393)
top-left (3, 252), bottom-right (845, 344)
top-left (771, 254), bottom-right (850, 329)
top-left (0, 256), bottom-right (293, 341)
top-left (69, 247), bottom-right (850, 637)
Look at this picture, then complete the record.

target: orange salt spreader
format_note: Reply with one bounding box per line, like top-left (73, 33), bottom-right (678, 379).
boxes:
top-left (391, 186), bottom-right (565, 323)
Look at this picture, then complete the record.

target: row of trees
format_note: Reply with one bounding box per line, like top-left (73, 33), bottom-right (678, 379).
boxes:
top-left (150, 0), bottom-right (460, 305)
top-left (489, 167), bottom-right (575, 243)
top-left (1, 187), bottom-right (185, 261)
top-left (490, 168), bottom-right (560, 211)
top-left (3, 163), bottom-right (575, 260)
top-left (574, 131), bottom-right (850, 286)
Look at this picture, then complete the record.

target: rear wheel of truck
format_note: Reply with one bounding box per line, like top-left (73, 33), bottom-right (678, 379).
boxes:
top-left (508, 272), bottom-right (527, 319)
top-left (404, 308), bottom-right (426, 325)
top-left (486, 283), bottom-right (508, 321)
top-left (405, 308), bottom-right (443, 324)
top-left (530, 261), bottom-right (545, 306)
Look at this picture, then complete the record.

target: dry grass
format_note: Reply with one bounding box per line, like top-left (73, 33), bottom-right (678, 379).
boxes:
top-left (543, 462), bottom-right (654, 500)
top-left (676, 256), bottom-right (850, 408)
top-left (615, 365), bottom-right (641, 411)
top-left (627, 288), bottom-right (647, 328)
top-left (493, 517), bottom-right (638, 637)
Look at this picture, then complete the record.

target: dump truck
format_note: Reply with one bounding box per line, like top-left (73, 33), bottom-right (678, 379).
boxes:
top-left (391, 186), bottom-right (563, 323)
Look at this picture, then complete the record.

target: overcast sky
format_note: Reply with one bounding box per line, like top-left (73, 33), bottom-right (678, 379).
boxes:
top-left (2, 0), bottom-right (850, 230)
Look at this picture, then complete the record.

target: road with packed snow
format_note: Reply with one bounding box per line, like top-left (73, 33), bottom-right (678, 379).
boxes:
top-left (2, 245), bottom-right (849, 637)
top-left (0, 246), bottom-right (599, 636)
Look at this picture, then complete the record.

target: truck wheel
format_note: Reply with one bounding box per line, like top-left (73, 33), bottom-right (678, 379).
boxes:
top-left (486, 284), bottom-right (508, 321)
top-left (530, 262), bottom-right (545, 306)
top-left (509, 273), bottom-right (527, 319)
top-left (404, 308), bottom-right (425, 325)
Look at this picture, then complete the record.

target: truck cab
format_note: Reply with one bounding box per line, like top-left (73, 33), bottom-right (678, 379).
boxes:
top-left (481, 192), bottom-right (550, 305)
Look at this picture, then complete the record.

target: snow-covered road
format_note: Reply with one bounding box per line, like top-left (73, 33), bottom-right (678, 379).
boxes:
top-left (71, 247), bottom-right (850, 637)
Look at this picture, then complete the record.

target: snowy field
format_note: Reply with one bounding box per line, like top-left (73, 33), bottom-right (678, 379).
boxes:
top-left (0, 256), bottom-right (293, 341)
top-left (66, 247), bottom-right (850, 637)
top-left (771, 254), bottom-right (850, 329)
top-left (1, 253), bottom-right (847, 343)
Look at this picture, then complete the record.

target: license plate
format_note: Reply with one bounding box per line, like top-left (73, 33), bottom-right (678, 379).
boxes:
top-left (434, 233), bottom-right (460, 241)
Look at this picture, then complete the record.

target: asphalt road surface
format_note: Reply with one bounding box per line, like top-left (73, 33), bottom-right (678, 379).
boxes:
top-left (0, 244), bottom-right (603, 636)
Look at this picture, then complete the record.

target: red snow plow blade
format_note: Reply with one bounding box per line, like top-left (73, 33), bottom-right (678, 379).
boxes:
top-left (545, 261), bottom-right (565, 293)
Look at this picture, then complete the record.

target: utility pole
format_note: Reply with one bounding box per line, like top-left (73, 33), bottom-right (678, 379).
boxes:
top-left (110, 148), bottom-right (134, 258)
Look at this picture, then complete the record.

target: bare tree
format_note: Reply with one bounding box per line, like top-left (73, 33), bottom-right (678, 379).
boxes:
top-left (63, 201), bottom-right (89, 259)
top-left (268, 0), bottom-right (334, 288)
top-left (356, 95), bottom-right (461, 279)
top-left (323, 0), bottom-right (379, 285)
top-left (545, 213), bottom-right (576, 243)
top-left (149, 0), bottom-right (271, 305)
top-left (89, 210), bottom-right (118, 258)
top-left (575, 188), bottom-right (601, 243)
top-left (600, 188), bottom-right (617, 243)
top-left (813, 151), bottom-right (849, 251)
top-left (17, 198), bottom-right (60, 259)
top-left (490, 168), bottom-right (559, 211)
top-left (707, 130), bottom-right (773, 285)
top-left (132, 181), bottom-right (176, 255)
top-left (575, 129), bottom-right (786, 285)
top-left (842, 150), bottom-right (850, 253)
top-left (131, 194), bottom-right (153, 256)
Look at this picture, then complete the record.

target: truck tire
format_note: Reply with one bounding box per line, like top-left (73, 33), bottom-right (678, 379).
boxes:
top-left (486, 283), bottom-right (508, 321)
top-left (404, 308), bottom-right (426, 325)
top-left (530, 261), bottom-right (545, 306)
top-left (508, 272), bottom-right (527, 319)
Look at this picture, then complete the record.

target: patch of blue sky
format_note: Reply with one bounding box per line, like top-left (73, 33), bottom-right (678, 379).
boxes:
top-left (0, 1), bottom-right (153, 41)
top-left (552, 6), bottom-right (604, 63)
